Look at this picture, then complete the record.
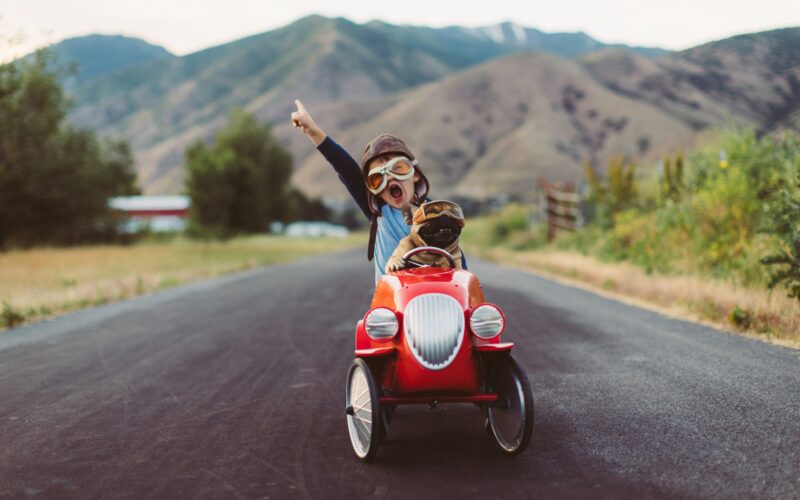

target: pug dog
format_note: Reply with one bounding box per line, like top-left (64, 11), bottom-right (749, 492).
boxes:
top-left (385, 200), bottom-right (465, 272)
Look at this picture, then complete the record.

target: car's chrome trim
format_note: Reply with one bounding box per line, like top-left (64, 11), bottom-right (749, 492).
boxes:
top-left (403, 293), bottom-right (464, 370)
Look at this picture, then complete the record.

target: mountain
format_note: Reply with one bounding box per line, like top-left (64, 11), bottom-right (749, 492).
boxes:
top-left (58, 17), bottom-right (800, 199)
top-left (62, 15), bottom-right (670, 194)
top-left (458, 21), bottom-right (667, 58)
top-left (47, 34), bottom-right (174, 86)
top-left (288, 52), bottom-right (695, 199)
top-left (288, 27), bottom-right (800, 199)
top-left (680, 28), bottom-right (800, 129)
top-left (582, 28), bottom-right (800, 132)
top-left (67, 15), bottom-right (508, 192)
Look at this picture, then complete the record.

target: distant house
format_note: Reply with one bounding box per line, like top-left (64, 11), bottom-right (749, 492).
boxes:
top-left (108, 195), bottom-right (190, 233)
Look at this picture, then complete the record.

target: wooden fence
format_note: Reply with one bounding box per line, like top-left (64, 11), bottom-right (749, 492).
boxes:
top-left (538, 182), bottom-right (583, 241)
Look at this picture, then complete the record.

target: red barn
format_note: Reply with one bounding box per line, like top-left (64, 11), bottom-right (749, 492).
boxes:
top-left (108, 195), bottom-right (191, 233)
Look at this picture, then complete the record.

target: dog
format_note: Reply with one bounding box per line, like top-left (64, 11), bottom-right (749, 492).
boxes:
top-left (385, 200), bottom-right (465, 272)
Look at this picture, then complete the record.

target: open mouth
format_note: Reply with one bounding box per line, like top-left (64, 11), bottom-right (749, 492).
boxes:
top-left (388, 183), bottom-right (404, 203)
top-left (423, 227), bottom-right (454, 238)
top-left (419, 219), bottom-right (461, 248)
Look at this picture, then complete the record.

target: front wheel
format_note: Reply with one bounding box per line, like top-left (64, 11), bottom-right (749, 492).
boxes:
top-left (486, 354), bottom-right (534, 455)
top-left (345, 359), bottom-right (381, 461)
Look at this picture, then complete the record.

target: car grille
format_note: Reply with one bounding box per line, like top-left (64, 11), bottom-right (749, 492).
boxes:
top-left (404, 293), bottom-right (464, 370)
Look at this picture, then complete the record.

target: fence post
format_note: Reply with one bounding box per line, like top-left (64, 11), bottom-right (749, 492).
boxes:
top-left (545, 182), bottom-right (581, 241)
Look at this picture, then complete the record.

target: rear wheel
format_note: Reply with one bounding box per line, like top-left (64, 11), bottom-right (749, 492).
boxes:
top-left (345, 359), bottom-right (381, 461)
top-left (486, 354), bottom-right (534, 455)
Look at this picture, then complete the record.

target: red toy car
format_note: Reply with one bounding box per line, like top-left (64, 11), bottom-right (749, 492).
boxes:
top-left (345, 246), bottom-right (534, 461)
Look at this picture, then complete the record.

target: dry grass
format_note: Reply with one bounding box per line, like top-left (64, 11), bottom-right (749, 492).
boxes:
top-left (467, 246), bottom-right (800, 348)
top-left (1, 234), bottom-right (362, 329)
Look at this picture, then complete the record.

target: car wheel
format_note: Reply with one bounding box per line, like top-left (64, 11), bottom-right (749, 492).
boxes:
top-left (345, 358), bottom-right (381, 461)
top-left (486, 354), bottom-right (534, 455)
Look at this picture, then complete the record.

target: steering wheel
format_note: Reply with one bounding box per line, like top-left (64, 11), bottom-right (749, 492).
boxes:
top-left (401, 246), bottom-right (457, 269)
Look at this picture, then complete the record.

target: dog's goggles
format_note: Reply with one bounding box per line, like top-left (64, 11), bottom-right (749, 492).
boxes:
top-left (366, 156), bottom-right (417, 195)
top-left (413, 200), bottom-right (465, 225)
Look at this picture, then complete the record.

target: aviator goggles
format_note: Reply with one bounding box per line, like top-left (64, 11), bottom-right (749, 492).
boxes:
top-left (413, 200), bottom-right (465, 225)
top-left (366, 156), bottom-right (417, 195)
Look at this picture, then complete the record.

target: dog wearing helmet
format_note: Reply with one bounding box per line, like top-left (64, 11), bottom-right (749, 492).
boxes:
top-left (385, 200), bottom-right (465, 272)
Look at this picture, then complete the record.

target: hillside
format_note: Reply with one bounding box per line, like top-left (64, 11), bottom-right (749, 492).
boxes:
top-left (48, 34), bottom-right (174, 86)
top-left (583, 28), bottom-right (800, 132)
top-left (61, 15), bottom-right (670, 194)
top-left (291, 28), bottom-right (800, 200)
top-left (68, 15), bottom-right (512, 192)
top-left (288, 52), bottom-right (695, 199)
top-left (58, 19), bottom-right (800, 198)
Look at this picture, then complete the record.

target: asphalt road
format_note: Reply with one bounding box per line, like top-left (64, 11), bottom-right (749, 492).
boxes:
top-left (1, 249), bottom-right (799, 499)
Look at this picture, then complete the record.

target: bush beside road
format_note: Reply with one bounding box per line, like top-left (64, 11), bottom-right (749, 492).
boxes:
top-left (464, 243), bottom-right (799, 348)
top-left (462, 130), bottom-right (800, 347)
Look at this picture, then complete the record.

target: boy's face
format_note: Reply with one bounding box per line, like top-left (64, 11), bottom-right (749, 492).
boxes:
top-left (369, 153), bottom-right (421, 210)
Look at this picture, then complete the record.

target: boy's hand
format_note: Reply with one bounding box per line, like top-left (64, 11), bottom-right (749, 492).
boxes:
top-left (291, 99), bottom-right (326, 146)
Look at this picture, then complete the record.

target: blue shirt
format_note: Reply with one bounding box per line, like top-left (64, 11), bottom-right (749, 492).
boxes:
top-left (373, 204), bottom-right (411, 283)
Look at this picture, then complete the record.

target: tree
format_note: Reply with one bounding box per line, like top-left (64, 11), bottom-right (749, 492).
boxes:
top-left (0, 50), bottom-right (140, 248)
top-left (583, 156), bottom-right (637, 227)
top-left (761, 159), bottom-right (800, 301)
top-left (185, 109), bottom-right (320, 237)
top-left (660, 153), bottom-right (684, 203)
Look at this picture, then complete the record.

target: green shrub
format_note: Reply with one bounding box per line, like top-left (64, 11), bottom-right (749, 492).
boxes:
top-left (660, 153), bottom-right (685, 203)
top-left (472, 129), bottom-right (799, 299)
top-left (506, 223), bottom-right (549, 250)
top-left (488, 204), bottom-right (529, 243)
top-left (584, 157), bottom-right (637, 227)
top-left (603, 210), bottom-right (671, 273)
top-left (687, 165), bottom-right (760, 278)
top-left (571, 128), bottom-right (797, 288)
top-left (2, 302), bottom-right (24, 329)
top-left (729, 305), bottom-right (753, 330)
top-left (761, 156), bottom-right (800, 301)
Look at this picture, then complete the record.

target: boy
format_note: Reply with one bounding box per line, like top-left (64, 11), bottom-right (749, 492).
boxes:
top-left (291, 99), bottom-right (466, 283)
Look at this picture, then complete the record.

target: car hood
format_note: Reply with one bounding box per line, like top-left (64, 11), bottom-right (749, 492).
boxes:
top-left (371, 267), bottom-right (484, 311)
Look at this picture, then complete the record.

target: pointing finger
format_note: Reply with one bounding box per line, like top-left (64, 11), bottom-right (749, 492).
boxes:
top-left (294, 99), bottom-right (307, 114)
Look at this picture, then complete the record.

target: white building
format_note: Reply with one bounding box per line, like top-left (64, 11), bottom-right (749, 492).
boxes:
top-left (108, 195), bottom-right (191, 233)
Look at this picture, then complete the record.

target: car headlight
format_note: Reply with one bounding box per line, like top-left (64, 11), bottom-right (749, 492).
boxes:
top-left (470, 304), bottom-right (505, 339)
top-left (365, 307), bottom-right (399, 341)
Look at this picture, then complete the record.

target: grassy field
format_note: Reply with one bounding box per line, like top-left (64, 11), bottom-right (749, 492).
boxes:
top-left (0, 234), bottom-right (363, 329)
top-left (462, 211), bottom-right (800, 348)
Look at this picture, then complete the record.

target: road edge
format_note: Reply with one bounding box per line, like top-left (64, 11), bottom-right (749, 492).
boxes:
top-left (479, 254), bottom-right (800, 351)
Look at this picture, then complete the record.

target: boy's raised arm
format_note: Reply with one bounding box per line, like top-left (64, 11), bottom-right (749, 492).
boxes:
top-left (291, 99), bottom-right (371, 220)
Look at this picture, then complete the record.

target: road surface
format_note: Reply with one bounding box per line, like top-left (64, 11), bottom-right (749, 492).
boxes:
top-left (1, 249), bottom-right (798, 499)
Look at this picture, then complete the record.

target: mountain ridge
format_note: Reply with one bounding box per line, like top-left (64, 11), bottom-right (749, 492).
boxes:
top-left (41, 17), bottom-right (800, 199)
top-left (288, 27), bottom-right (800, 200)
top-left (44, 34), bottom-right (174, 87)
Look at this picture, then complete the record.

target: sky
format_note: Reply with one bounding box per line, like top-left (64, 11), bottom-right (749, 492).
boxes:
top-left (2, 0), bottom-right (800, 61)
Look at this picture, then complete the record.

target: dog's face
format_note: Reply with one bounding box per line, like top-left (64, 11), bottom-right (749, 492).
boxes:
top-left (414, 214), bottom-right (462, 249)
